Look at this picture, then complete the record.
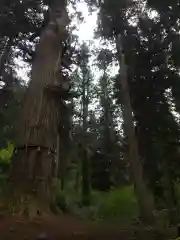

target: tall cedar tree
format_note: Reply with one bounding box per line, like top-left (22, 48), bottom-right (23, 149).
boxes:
top-left (9, 0), bottom-right (69, 217)
top-left (79, 43), bottom-right (91, 206)
top-left (90, 0), bottom-right (156, 223)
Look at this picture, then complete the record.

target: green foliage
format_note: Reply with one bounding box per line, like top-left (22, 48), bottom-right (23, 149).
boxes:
top-left (1, 0), bottom-right (180, 229)
top-left (53, 179), bottom-right (78, 213)
top-left (57, 182), bottom-right (138, 223)
top-left (54, 190), bottom-right (68, 212)
top-left (0, 142), bottom-right (13, 192)
top-left (93, 186), bottom-right (138, 223)
top-left (53, 171), bottom-right (138, 223)
top-left (0, 82), bottom-right (26, 148)
top-left (0, 142), bottom-right (13, 164)
top-left (77, 186), bottom-right (138, 224)
top-left (93, 0), bottom-right (180, 210)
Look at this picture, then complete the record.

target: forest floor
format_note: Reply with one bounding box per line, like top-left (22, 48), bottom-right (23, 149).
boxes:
top-left (0, 214), bottom-right (177, 240)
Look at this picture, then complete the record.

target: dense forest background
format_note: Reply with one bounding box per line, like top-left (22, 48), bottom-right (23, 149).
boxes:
top-left (1, 0), bottom-right (180, 234)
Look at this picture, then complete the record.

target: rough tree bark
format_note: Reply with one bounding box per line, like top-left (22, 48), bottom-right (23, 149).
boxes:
top-left (8, 1), bottom-right (69, 217)
top-left (116, 34), bottom-right (155, 224)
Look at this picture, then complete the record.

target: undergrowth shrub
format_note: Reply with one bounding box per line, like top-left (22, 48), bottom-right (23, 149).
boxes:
top-left (93, 186), bottom-right (139, 223)
top-left (55, 190), bottom-right (68, 212)
top-left (0, 142), bottom-right (13, 191)
top-left (54, 166), bottom-right (138, 224)
top-left (57, 183), bottom-right (139, 223)
top-left (0, 142), bottom-right (13, 160)
top-left (53, 180), bottom-right (79, 213)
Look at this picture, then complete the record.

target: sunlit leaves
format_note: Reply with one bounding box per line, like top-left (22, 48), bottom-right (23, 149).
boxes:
top-left (0, 142), bottom-right (14, 163)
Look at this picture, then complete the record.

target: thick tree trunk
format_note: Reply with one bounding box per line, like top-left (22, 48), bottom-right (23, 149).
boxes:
top-left (8, 3), bottom-right (69, 217)
top-left (116, 34), bottom-right (155, 224)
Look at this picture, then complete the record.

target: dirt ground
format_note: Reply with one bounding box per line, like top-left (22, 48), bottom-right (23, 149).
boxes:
top-left (0, 214), bottom-right (176, 239)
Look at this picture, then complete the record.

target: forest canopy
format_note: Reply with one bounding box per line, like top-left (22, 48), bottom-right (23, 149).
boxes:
top-left (1, 0), bottom-right (180, 239)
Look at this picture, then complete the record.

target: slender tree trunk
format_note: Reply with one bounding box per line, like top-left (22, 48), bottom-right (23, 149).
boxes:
top-left (101, 71), bottom-right (110, 142)
top-left (116, 34), bottom-right (155, 224)
top-left (0, 36), bottom-right (13, 77)
top-left (100, 71), bottom-right (113, 189)
top-left (74, 118), bottom-right (82, 193)
top-left (56, 134), bottom-right (60, 179)
top-left (81, 62), bottom-right (90, 206)
top-left (162, 158), bottom-right (178, 224)
top-left (57, 102), bottom-right (72, 190)
top-left (9, 2), bottom-right (69, 217)
top-left (58, 133), bottom-right (67, 191)
top-left (81, 145), bottom-right (90, 206)
top-left (74, 162), bottom-right (80, 192)
top-left (0, 37), bottom-right (14, 110)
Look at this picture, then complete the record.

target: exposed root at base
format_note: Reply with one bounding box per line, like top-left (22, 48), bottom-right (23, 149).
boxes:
top-left (4, 194), bottom-right (55, 220)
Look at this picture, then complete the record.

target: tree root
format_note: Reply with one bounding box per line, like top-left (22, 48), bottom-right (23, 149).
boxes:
top-left (4, 194), bottom-right (54, 220)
